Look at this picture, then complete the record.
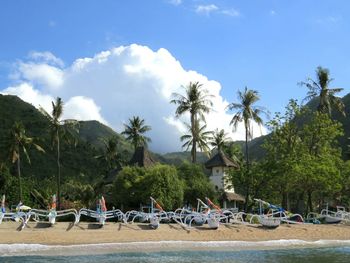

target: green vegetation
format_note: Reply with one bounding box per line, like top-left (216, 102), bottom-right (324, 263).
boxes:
top-left (227, 87), bottom-right (268, 210)
top-left (121, 116), bottom-right (152, 151)
top-left (0, 65), bottom-right (349, 215)
top-left (9, 121), bottom-right (44, 201)
top-left (113, 163), bottom-right (213, 210)
top-left (171, 81), bottom-right (213, 163)
top-left (40, 97), bottom-right (80, 209)
top-left (180, 120), bottom-right (212, 157)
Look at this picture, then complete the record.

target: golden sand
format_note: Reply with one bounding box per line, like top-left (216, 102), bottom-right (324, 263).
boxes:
top-left (0, 221), bottom-right (350, 245)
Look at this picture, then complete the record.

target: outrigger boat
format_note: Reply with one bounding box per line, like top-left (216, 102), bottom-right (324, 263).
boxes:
top-left (173, 197), bottom-right (238, 229)
top-left (0, 195), bottom-right (31, 230)
top-left (124, 197), bottom-right (169, 229)
top-left (77, 196), bottom-right (125, 226)
top-left (250, 199), bottom-right (281, 229)
top-left (30, 194), bottom-right (79, 225)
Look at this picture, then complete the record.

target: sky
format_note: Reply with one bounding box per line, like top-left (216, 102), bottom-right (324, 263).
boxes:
top-left (0, 0), bottom-right (349, 153)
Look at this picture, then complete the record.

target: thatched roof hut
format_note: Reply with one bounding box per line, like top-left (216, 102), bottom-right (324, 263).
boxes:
top-left (205, 150), bottom-right (239, 169)
top-left (129, 146), bottom-right (156, 168)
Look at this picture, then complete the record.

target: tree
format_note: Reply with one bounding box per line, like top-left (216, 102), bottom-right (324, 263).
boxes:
top-left (177, 162), bottom-right (216, 206)
top-left (264, 100), bottom-right (304, 210)
top-left (113, 164), bottom-right (184, 210)
top-left (9, 121), bottom-right (44, 201)
top-left (122, 116), bottom-right (151, 151)
top-left (227, 87), bottom-right (267, 209)
top-left (180, 120), bottom-right (212, 157)
top-left (95, 136), bottom-right (124, 171)
top-left (40, 97), bottom-right (79, 210)
top-left (300, 66), bottom-right (345, 116)
top-left (171, 81), bottom-right (213, 163)
top-left (210, 128), bottom-right (231, 152)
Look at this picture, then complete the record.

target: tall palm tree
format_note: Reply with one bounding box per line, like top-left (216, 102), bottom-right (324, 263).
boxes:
top-left (180, 120), bottom-right (212, 157)
top-left (210, 128), bottom-right (231, 152)
top-left (171, 81), bottom-right (213, 162)
top-left (122, 116), bottom-right (151, 151)
top-left (40, 97), bottom-right (79, 210)
top-left (9, 121), bottom-right (44, 201)
top-left (227, 87), bottom-right (267, 208)
top-left (300, 66), bottom-right (345, 116)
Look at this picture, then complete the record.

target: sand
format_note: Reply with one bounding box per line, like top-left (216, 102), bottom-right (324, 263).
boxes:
top-left (0, 221), bottom-right (350, 245)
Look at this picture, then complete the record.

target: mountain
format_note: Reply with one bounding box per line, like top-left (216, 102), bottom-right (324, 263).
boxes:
top-left (0, 95), bottom-right (107, 185)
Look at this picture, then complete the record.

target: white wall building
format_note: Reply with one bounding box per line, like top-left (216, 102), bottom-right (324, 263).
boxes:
top-left (205, 150), bottom-right (245, 209)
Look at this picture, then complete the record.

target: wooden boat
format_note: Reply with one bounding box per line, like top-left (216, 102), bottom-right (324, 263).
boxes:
top-left (258, 216), bottom-right (281, 229)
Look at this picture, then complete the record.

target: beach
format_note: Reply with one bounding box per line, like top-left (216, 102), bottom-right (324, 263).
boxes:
top-left (1, 221), bottom-right (350, 246)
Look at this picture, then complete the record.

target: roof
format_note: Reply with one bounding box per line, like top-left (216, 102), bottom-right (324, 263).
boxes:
top-left (224, 192), bottom-right (245, 202)
top-left (129, 146), bottom-right (156, 168)
top-left (205, 150), bottom-right (239, 169)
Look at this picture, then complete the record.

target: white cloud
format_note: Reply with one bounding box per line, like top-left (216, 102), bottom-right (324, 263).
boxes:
top-left (1, 83), bottom-right (107, 124)
top-left (64, 96), bottom-right (108, 124)
top-left (16, 62), bottom-right (64, 90)
top-left (195, 4), bottom-right (219, 15)
top-left (195, 4), bottom-right (240, 18)
top-left (2, 83), bottom-right (54, 112)
top-left (28, 51), bottom-right (64, 67)
top-left (1, 44), bottom-right (266, 153)
top-left (221, 8), bottom-right (240, 17)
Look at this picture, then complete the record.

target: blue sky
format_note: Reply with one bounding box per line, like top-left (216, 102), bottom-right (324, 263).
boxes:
top-left (0, 0), bottom-right (349, 152)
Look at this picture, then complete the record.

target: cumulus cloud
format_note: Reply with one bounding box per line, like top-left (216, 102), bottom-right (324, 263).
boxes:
top-left (1, 44), bottom-right (266, 153)
top-left (28, 51), bottom-right (64, 67)
top-left (16, 62), bottom-right (64, 90)
top-left (1, 83), bottom-right (107, 124)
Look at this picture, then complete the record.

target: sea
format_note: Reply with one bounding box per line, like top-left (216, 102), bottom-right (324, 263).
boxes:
top-left (1, 240), bottom-right (350, 263)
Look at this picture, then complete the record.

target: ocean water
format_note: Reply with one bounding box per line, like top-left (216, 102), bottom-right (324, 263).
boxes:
top-left (1, 241), bottom-right (350, 263)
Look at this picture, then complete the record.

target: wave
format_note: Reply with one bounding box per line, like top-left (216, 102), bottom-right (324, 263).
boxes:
top-left (1, 240), bottom-right (350, 257)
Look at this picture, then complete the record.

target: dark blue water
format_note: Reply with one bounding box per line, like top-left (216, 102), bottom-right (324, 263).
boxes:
top-left (1, 247), bottom-right (350, 263)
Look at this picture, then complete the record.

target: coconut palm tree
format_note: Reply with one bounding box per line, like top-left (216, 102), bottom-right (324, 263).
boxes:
top-left (210, 128), bottom-right (231, 152)
top-left (171, 81), bottom-right (213, 163)
top-left (227, 87), bottom-right (267, 208)
top-left (300, 66), bottom-right (345, 116)
top-left (180, 120), bottom-right (212, 157)
top-left (40, 97), bottom-right (79, 210)
top-left (95, 136), bottom-right (124, 170)
top-left (9, 121), bottom-right (44, 202)
top-left (122, 116), bottom-right (151, 151)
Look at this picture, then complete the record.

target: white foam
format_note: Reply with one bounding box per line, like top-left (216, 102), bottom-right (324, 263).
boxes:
top-left (1, 240), bottom-right (350, 257)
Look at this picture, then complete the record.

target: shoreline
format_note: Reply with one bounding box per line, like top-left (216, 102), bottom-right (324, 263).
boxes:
top-left (1, 222), bottom-right (350, 255)
top-left (1, 221), bottom-right (350, 244)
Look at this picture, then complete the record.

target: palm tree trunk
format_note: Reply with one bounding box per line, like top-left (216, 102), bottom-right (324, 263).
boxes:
top-left (191, 114), bottom-right (196, 163)
top-left (17, 152), bottom-right (22, 202)
top-left (244, 123), bottom-right (250, 212)
top-left (57, 131), bottom-right (61, 210)
top-left (307, 190), bottom-right (313, 213)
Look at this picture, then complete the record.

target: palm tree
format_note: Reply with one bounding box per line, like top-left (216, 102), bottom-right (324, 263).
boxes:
top-left (40, 97), bottom-right (79, 210)
top-left (227, 87), bottom-right (267, 208)
top-left (210, 128), bottom-right (231, 152)
top-left (122, 116), bottom-right (151, 151)
top-left (180, 120), bottom-right (212, 157)
top-left (171, 81), bottom-right (213, 162)
top-left (300, 66), bottom-right (345, 116)
top-left (9, 121), bottom-right (44, 202)
top-left (95, 137), bottom-right (123, 170)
